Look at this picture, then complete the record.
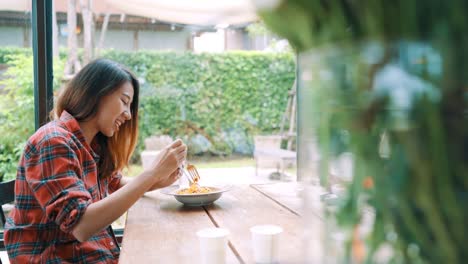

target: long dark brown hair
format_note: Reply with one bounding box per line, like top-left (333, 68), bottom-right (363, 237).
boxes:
top-left (52, 58), bottom-right (139, 178)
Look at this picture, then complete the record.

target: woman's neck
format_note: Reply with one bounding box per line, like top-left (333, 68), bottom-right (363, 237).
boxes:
top-left (78, 120), bottom-right (98, 145)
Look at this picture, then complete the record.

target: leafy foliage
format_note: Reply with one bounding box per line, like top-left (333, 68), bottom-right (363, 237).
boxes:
top-left (0, 49), bottom-right (295, 177)
top-left (102, 50), bottom-right (295, 156)
top-left (0, 53), bottom-right (64, 181)
top-left (0, 47), bottom-right (32, 64)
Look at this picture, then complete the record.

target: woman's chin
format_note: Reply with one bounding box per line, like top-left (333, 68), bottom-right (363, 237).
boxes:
top-left (103, 129), bottom-right (115, 137)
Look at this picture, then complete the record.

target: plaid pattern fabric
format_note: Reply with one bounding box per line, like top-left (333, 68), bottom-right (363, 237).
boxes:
top-left (4, 111), bottom-right (122, 263)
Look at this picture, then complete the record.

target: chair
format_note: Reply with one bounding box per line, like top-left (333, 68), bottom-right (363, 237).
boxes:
top-left (0, 179), bottom-right (15, 263)
top-left (0, 180), bottom-right (15, 228)
top-left (253, 135), bottom-right (296, 179)
top-left (113, 227), bottom-right (124, 245)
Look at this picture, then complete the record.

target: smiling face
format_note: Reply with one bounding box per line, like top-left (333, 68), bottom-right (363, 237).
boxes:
top-left (95, 81), bottom-right (134, 137)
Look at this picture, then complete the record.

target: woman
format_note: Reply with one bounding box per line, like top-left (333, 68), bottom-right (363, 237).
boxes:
top-left (4, 59), bottom-right (187, 263)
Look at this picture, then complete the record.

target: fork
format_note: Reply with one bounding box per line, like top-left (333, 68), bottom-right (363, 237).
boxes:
top-left (180, 162), bottom-right (197, 184)
top-left (186, 163), bottom-right (201, 183)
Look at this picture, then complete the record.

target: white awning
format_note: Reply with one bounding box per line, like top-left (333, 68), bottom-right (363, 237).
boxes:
top-left (0, 0), bottom-right (31, 12)
top-left (104, 0), bottom-right (258, 26)
top-left (0, 0), bottom-right (259, 26)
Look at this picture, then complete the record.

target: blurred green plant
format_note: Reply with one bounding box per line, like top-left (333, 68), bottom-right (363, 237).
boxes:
top-left (259, 1), bottom-right (467, 263)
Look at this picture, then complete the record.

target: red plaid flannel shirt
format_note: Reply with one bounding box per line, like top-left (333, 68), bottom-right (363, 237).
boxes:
top-left (5, 111), bottom-right (122, 263)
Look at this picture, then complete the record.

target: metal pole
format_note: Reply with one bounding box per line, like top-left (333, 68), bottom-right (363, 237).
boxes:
top-left (32, 0), bottom-right (54, 130)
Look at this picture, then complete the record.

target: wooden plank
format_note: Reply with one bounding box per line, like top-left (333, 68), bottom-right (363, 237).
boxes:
top-left (250, 182), bottom-right (303, 215)
top-left (119, 190), bottom-right (239, 264)
top-left (205, 185), bottom-right (319, 263)
top-left (251, 182), bottom-right (325, 219)
top-left (251, 183), bottom-right (326, 263)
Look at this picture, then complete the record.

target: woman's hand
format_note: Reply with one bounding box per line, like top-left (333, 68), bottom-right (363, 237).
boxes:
top-left (146, 139), bottom-right (187, 190)
top-left (72, 140), bottom-right (186, 242)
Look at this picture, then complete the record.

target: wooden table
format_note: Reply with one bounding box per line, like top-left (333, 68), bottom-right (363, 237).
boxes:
top-left (119, 182), bottom-right (324, 263)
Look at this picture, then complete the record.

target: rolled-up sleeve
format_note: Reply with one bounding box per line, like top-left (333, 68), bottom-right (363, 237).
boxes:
top-left (107, 171), bottom-right (122, 194)
top-left (25, 136), bottom-right (91, 234)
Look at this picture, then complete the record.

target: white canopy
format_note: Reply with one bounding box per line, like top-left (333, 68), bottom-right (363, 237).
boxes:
top-left (0, 0), bottom-right (31, 12)
top-left (0, 0), bottom-right (260, 26)
top-left (104, 0), bottom-right (258, 26)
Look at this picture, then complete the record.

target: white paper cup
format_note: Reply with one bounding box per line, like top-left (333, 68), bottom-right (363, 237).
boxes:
top-left (197, 227), bottom-right (230, 264)
top-left (250, 225), bottom-right (283, 264)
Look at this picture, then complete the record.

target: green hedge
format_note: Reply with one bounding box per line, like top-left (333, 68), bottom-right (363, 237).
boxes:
top-left (102, 50), bottom-right (296, 156)
top-left (0, 48), bottom-right (295, 180)
top-left (0, 52), bottom-right (65, 182)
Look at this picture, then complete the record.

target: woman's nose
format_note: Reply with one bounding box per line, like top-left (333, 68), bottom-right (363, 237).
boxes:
top-left (123, 110), bottom-right (131, 120)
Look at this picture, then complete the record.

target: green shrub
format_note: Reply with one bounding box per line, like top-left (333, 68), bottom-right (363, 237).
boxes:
top-left (0, 48), bottom-right (295, 178)
top-left (103, 50), bottom-right (296, 156)
top-left (0, 47), bottom-right (32, 64)
top-left (0, 53), bottom-right (64, 181)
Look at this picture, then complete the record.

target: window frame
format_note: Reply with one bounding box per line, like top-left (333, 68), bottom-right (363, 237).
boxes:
top-left (32, 0), bottom-right (54, 130)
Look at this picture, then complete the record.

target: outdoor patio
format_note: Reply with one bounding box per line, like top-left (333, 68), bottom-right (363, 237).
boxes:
top-left (1, 1), bottom-right (466, 263)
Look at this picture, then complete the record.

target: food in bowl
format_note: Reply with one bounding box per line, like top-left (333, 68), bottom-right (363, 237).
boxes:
top-left (160, 184), bottom-right (231, 206)
top-left (176, 183), bottom-right (214, 194)
top-left (176, 165), bottom-right (214, 194)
